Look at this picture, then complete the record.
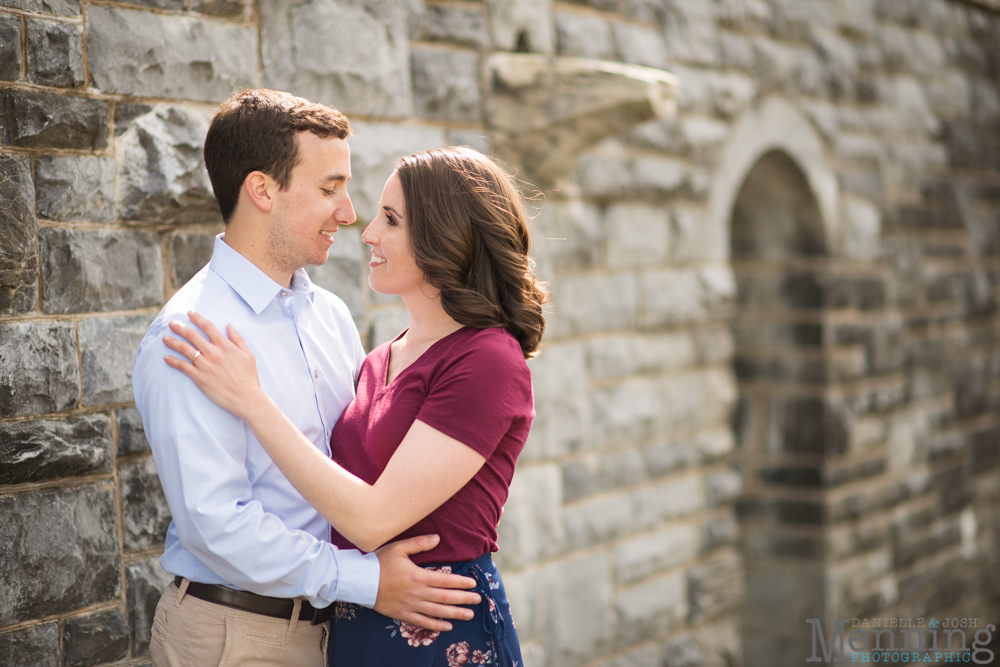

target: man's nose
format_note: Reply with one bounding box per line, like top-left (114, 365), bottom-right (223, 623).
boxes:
top-left (337, 193), bottom-right (357, 225)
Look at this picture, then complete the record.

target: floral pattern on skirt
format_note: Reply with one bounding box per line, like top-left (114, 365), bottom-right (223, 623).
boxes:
top-left (329, 554), bottom-right (521, 667)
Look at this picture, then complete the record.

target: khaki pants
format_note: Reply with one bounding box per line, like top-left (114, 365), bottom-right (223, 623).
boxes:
top-left (149, 580), bottom-right (328, 667)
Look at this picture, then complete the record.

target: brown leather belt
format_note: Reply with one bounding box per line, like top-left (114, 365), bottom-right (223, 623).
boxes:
top-left (174, 576), bottom-right (334, 625)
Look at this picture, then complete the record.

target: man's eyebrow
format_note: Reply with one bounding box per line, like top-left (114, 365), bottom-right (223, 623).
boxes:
top-left (383, 204), bottom-right (404, 219)
top-left (321, 173), bottom-right (351, 183)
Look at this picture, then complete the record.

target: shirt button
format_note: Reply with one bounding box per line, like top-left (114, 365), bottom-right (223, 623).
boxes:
top-left (314, 371), bottom-right (319, 378)
top-left (280, 291), bottom-right (288, 297)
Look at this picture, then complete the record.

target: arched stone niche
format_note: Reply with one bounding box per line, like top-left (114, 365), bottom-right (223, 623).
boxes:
top-left (711, 96), bottom-right (839, 259)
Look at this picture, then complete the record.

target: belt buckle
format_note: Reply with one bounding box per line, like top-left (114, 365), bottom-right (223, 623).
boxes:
top-left (312, 603), bottom-right (335, 625)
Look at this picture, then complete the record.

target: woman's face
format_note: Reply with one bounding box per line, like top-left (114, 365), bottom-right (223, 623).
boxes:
top-left (361, 172), bottom-right (427, 296)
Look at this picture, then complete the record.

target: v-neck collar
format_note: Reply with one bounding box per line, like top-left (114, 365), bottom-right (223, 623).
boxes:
top-left (381, 326), bottom-right (469, 389)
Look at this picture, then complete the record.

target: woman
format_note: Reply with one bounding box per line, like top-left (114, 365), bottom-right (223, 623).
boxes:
top-left (162, 146), bottom-right (547, 666)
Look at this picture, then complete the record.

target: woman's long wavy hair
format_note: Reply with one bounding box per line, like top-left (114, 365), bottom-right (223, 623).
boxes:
top-left (395, 147), bottom-right (548, 358)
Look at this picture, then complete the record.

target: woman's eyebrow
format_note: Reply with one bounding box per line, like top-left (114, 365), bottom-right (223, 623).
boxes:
top-left (383, 204), bottom-right (404, 219)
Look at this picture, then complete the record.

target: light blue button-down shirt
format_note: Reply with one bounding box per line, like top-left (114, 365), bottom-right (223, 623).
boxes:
top-left (132, 235), bottom-right (380, 608)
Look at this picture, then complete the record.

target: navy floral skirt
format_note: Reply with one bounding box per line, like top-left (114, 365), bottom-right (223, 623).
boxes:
top-left (329, 553), bottom-right (522, 667)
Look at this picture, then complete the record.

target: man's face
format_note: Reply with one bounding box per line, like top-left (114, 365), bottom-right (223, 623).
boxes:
top-left (267, 132), bottom-right (356, 274)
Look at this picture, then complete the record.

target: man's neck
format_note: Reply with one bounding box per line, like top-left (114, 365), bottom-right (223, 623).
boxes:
top-left (222, 225), bottom-right (294, 289)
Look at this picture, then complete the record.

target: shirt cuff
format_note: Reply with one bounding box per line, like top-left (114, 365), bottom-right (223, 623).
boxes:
top-left (334, 548), bottom-right (381, 607)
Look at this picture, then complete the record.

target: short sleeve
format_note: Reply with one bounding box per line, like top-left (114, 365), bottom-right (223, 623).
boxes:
top-left (416, 330), bottom-right (532, 458)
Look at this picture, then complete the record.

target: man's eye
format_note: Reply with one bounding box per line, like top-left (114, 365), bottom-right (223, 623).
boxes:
top-left (322, 188), bottom-right (335, 196)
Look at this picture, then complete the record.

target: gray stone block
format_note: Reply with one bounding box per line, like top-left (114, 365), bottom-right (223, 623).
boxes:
top-left (564, 490), bottom-right (633, 550)
top-left (411, 46), bottom-right (480, 122)
top-left (40, 227), bottom-right (163, 314)
top-left (701, 514), bottom-right (739, 553)
top-left (687, 551), bottom-right (744, 623)
top-left (616, 523), bottom-right (699, 586)
top-left (495, 464), bottom-right (565, 569)
top-left (80, 314), bottom-right (155, 405)
top-left (0, 624), bottom-right (60, 667)
top-left (87, 5), bottom-right (259, 101)
top-left (348, 120), bottom-right (445, 223)
top-left (554, 11), bottom-right (612, 60)
top-left (632, 474), bottom-right (704, 529)
top-left (117, 105), bottom-right (221, 224)
top-left (0, 414), bottom-right (112, 485)
top-left (0, 88), bottom-right (108, 149)
top-left (126, 557), bottom-right (172, 655)
top-left (420, 3), bottom-right (486, 48)
top-left (63, 609), bottom-right (130, 667)
top-left (118, 406), bottom-right (149, 456)
top-left (2, 0), bottom-right (79, 16)
top-left (612, 22), bottom-right (668, 69)
top-left (542, 551), bottom-right (614, 666)
top-left (604, 203), bottom-right (670, 268)
top-left (550, 272), bottom-right (637, 337)
top-left (524, 341), bottom-right (591, 460)
top-left (192, 0), bottom-right (252, 18)
top-left (0, 153), bottom-right (38, 315)
top-left (664, 0), bottom-right (721, 66)
top-left (119, 456), bottom-right (172, 552)
top-left (642, 267), bottom-right (735, 329)
top-left (0, 485), bottom-right (120, 626)
top-left (113, 102), bottom-right (153, 136)
top-left (0, 13), bottom-right (21, 81)
top-left (618, 572), bottom-right (687, 645)
top-left (485, 0), bottom-right (553, 53)
top-left (307, 251), bottom-right (365, 322)
top-left (34, 155), bottom-right (115, 223)
top-left (259, 0), bottom-right (412, 118)
top-left (577, 153), bottom-right (688, 200)
top-left (562, 449), bottom-right (647, 502)
top-left (125, 0), bottom-right (185, 8)
top-left (0, 320), bottom-right (79, 418)
top-left (531, 199), bottom-right (602, 269)
top-left (27, 18), bottom-right (84, 87)
top-left (170, 231), bottom-right (217, 289)
top-left (587, 332), bottom-right (697, 381)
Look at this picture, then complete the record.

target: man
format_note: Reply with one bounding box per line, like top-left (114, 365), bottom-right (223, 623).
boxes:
top-left (132, 89), bottom-right (479, 667)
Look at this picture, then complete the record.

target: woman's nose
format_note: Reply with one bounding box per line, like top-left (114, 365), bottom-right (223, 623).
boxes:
top-left (361, 221), bottom-right (376, 245)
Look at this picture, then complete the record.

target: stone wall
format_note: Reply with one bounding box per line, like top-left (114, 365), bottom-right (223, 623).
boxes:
top-left (1, 1), bottom-right (999, 666)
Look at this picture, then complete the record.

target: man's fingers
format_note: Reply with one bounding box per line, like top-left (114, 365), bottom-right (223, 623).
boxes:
top-left (416, 588), bottom-right (481, 608)
top-left (419, 593), bottom-right (479, 621)
top-left (396, 613), bottom-right (454, 633)
top-left (421, 570), bottom-right (478, 591)
top-left (392, 534), bottom-right (440, 556)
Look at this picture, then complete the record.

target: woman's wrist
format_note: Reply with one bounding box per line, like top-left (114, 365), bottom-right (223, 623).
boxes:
top-left (236, 387), bottom-right (273, 423)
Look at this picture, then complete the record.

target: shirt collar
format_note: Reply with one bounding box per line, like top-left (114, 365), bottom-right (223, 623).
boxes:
top-left (209, 234), bottom-right (317, 315)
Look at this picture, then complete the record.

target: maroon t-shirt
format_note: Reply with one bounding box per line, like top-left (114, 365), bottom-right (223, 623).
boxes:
top-left (329, 326), bottom-right (534, 564)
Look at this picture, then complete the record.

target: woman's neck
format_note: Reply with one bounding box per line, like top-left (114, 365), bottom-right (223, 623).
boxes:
top-left (400, 295), bottom-right (462, 349)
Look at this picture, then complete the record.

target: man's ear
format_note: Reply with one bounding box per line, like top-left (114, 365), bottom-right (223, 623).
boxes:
top-left (243, 171), bottom-right (275, 213)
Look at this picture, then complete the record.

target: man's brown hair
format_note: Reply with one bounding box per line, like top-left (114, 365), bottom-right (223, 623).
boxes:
top-left (204, 89), bottom-right (352, 223)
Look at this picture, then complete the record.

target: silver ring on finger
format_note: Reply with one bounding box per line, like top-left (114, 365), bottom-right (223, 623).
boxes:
top-left (191, 350), bottom-right (202, 364)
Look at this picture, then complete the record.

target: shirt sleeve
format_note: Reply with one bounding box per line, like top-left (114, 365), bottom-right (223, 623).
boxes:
top-left (415, 331), bottom-right (533, 459)
top-left (132, 324), bottom-right (380, 608)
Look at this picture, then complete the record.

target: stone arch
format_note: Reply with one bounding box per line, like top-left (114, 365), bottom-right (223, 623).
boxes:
top-left (710, 96), bottom-right (839, 258)
top-left (729, 145), bottom-right (838, 665)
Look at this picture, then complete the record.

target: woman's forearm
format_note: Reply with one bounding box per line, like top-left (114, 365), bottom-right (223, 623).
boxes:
top-left (241, 393), bottom-right (485, 551)
top-left (240, 391), bottom-right (388, 549)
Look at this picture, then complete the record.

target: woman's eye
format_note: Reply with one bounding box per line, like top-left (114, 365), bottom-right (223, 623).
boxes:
top-left (386, 213), bottom-right (397, 226)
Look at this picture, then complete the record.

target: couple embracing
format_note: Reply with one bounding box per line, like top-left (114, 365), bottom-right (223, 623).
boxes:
top-left (132, 89), bottom-right (546, 667)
